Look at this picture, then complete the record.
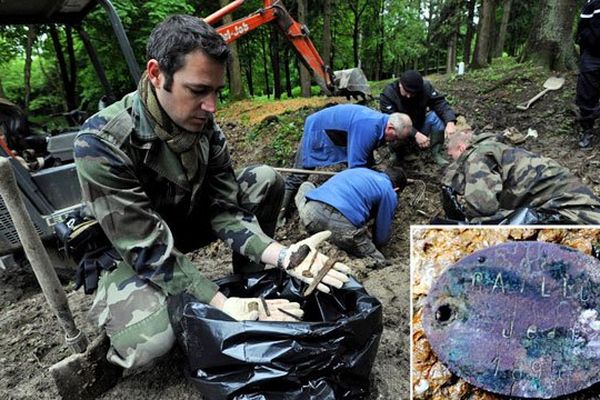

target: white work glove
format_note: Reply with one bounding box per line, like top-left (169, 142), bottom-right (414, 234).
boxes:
top-left (283, 231), bottom-right (351, 294)
top-left (222, 297), bottom-right (304, 322)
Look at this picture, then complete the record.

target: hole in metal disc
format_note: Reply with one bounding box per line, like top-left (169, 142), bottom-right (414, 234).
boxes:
top-left (435, 304), bottom-right (454, 323)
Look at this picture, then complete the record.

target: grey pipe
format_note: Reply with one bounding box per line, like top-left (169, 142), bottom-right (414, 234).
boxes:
top-left (273, 167), bottom-right (416, 184)
top-left (98, 0), bottom-right (141, 84)
top-left (273, 167), bottom-right (336, 176)
top-left (0, 158), bottom-right (87, 354)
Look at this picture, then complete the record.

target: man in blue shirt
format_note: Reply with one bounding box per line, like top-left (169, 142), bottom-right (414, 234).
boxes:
top-left (280, 104), bottom-right (412, 222)
top-left (294, 167), bottom-right (406, 262)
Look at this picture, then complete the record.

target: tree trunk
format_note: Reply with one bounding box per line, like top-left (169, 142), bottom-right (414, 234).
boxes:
top-left (471, 1), bottom-right (482, 65)
top-left (24, 25), bottom-right (37, 115)
top-left (321, 0), bottom-right (332, 67)
top-left (424, 0), bottom-right (435, 75)
top-left (352, 18), bottom-right (360, 67)
top-left (270, 26), bottom-right (282, 99)
top-left (0, 78), bottom-right (5, 99)
top-left (494, 0), bottom-right (513, 58)
top-left (331, 21), bottom-right (337, 69)
top-left (284, 47), bottom-right (293, 97)
top-left (260, 29), bottom-right (271, 97)
top-left (49, 26), bottom-right (77, 112)
top-left (66, 26), bottom-right (77, 106)
top-left (446, 31), bottom-right (457, 74)
top-left (522, 0), bottom-right (578, 70)
top-left (463, 0), bottom-right (477, 63)
top-left (472, 0), bottom-right (496, 68)
top-left (241, 41), bottom-right (254, 96)
top-left (376, 0), bottom-right (385, 80)
top-left (297, 0), bottom-right (311, 97)
top-left (348, 0), bottom-right (368, 68)
top-left (219, 0), bottom-right (245, 100)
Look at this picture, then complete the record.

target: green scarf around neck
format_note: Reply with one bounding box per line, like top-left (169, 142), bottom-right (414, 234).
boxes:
top-left (138, 72), bottom-right (200, 185)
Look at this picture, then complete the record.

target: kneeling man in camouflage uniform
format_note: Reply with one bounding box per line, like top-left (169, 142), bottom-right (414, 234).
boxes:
top-left (74, 15), bottom-right (350, 370)
top-left (442, 130), bottom-right (600, 224)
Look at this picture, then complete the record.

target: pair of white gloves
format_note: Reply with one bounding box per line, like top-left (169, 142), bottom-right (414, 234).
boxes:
top-left (222, 231), bottom-right (351, 322)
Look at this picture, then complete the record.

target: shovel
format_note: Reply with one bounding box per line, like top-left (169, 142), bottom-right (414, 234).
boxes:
top-left (516, 76), bottom-right (565, 110)
top-left (0, 157), bottom-right (121, 399)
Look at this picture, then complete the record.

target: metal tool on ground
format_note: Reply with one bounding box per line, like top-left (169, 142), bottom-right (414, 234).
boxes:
top-left (274, 167), bottom-right (337, 176)
top-left (259, 296), bottom-right (270, 317)
top-left (0, 157), bottom-right (121, 399)
top-left (274, 166), bottom-right (418, 185)
top-left (276, 307), bottom-right (303, 321)
top-left (516, 76), bottom-right (565, 110)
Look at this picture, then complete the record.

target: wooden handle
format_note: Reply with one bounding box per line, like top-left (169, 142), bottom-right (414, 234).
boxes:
top-left (0, 158), bottom-right (87, 353)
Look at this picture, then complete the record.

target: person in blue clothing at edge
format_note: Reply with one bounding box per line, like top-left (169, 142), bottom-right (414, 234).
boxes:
top-left (294, 167), bottom-right (407, 264)
top-left (379, 69), bottom-right (457, 167)
top-left (278, 103), bottom-right (413, 222)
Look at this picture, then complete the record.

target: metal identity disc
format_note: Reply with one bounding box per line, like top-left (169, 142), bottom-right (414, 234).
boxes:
top-left (422, 241), bottom-right (600, 399)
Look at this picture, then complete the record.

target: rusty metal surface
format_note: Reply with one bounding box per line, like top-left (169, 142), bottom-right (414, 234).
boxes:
top-left (422, 241), bottom-right (600, 399)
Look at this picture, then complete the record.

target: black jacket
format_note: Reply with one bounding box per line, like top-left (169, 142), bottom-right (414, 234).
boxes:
top-left (379, 79), bottom-right (456, 136)
top-left (577, 0), bottom-right (600, 57)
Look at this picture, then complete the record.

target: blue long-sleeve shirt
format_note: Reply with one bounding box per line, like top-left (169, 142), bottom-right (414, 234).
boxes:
top-left (301, 104), bottom-right (389, 168)
top-left (306, 168), bottom-right (397, 246)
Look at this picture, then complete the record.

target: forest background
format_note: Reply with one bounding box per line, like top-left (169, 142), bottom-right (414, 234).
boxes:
top-left (0, 0), bottom-right (587, 128)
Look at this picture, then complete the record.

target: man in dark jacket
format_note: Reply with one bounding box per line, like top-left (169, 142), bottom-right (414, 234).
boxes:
top-left (576, 0), bottom-right (600, 149)
top-left (295, 167), bottom-right (406, 262)
top-left (380, 70), bottom-right (457, 166)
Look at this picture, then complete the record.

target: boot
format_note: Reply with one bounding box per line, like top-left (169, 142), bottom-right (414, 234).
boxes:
top-left (579, 129), bottom-right (595, 150)
top-left (277, 189), bottom-right (296, 227)
top-left (430, 131), bottom-right (449, 167)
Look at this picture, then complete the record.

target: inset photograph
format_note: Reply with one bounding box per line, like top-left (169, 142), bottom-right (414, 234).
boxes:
top-left (411, 227), bottom-right (600, 399)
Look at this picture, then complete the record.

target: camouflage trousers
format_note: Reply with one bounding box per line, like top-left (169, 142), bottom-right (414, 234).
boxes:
top-left (295, 182), bottom-right (385, 261)
top-left (90, 165), bottom-right (283, 369)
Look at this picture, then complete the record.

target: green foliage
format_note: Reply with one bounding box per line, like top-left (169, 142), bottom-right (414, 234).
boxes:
top-left (0, 0), bottom-right (563, 119)
top-left (381, 0), bottom-right (427, 75)
top-left (445, 56), bottom-right (548, 100)
top-left (464, 57), bottom-right (539, 83)
top-left (246, 109), bottom-right (312, 165)
top-left (290, 85), bottom-right (321, 98)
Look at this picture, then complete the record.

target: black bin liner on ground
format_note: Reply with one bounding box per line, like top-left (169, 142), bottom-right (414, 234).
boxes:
top-left (168, 268), bottom-right (383, 400)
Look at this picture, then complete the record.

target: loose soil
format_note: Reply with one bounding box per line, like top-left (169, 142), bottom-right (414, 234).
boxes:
top-left (1, 62), bottom-right (599, 400)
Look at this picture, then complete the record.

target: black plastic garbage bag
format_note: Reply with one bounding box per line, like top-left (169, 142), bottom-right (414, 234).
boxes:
top-left (498, 207), bottom-right (563, 225)
top-left (168, 268), bottom-right (383, 400)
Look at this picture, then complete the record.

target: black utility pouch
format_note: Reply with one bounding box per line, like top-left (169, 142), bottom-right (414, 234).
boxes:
top-left (55, 216), bottom-right (119, 294)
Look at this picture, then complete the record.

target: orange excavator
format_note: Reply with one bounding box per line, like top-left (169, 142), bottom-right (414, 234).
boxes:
top-left (204, 0), bottom-right (371, 100)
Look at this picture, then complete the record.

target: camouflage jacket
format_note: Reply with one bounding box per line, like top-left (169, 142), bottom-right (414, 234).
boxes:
top-left (74, 92), bottom-right (275, 303)
top-left (442, 132), bottom-right (600, 224)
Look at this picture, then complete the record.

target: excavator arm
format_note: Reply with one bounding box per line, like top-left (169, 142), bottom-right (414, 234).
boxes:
top-left (204, 0), bottom-right (370, 99)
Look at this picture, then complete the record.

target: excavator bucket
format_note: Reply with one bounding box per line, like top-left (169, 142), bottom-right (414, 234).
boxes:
top-left (333, 68), bottom-right (372, 101)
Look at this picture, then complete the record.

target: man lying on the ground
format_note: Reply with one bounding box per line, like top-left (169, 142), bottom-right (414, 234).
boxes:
top-left (294, 167), bottom-right (406, 263)
top-left (279, 104), bottom-right (412, 220)
top-left (441, 130), bottom-right (600, 224)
